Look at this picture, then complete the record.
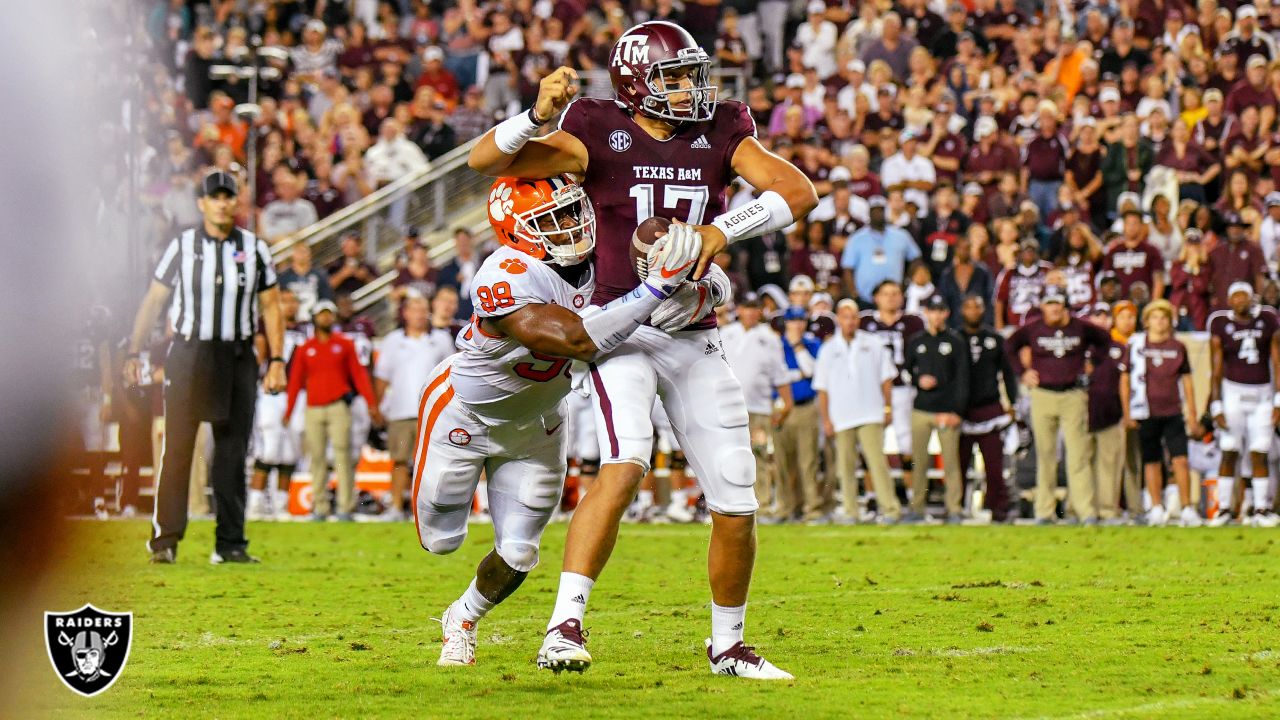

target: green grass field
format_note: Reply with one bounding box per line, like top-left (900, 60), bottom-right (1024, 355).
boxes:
top-left (16, 520), bottom-right (1280, 719)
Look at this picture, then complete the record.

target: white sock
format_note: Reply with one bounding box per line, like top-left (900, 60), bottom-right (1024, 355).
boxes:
top-left (711, 603), bottom-right (746, 656)
top-left (637, 490), bottom-right (654, 508)
top-left (1252, 478), bottom-right (1271, 511)
top-left (1218, 477), bottom-right (1235, 515)
top-left (453, 579), bottom-right (495, 623)
top-left (248, 488), bottom-right (264, 511)
top-left (547, 572), bottom-right (594, 630)
top-left (671, 489), bottom-right (688, 508)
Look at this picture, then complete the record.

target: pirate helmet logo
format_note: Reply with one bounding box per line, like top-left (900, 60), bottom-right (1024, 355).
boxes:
top-left (45, 604), bottom-right (133, 697)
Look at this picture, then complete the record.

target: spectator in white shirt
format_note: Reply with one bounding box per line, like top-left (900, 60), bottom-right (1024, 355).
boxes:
top-left (1261, 192), bottom-right (1280, 275)
top-left (815, 299), bottom-right (900, 523)
top-left (373, 294), bottom-right (455, 520)
top-left (721, 294), bottom-right (795, 515)
top-left (259, 166), bottom-right (319, 243)
top-left (797, 1), bottom-right (839, 79)
top-left (879, 129), bottom-right (937, 217)
top-left (364, 118), bottom-right (431, 187)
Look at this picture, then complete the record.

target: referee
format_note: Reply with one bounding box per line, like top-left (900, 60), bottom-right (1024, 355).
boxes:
top-left (124, 170), bottom-right (286, 565)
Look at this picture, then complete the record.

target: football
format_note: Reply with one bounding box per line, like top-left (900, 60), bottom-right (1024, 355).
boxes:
top-left (630, 216), bottom-right (672, 278)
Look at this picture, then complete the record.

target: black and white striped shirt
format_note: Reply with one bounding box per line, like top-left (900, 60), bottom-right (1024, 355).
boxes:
top-left (153, 227), bottom-right (278, 341)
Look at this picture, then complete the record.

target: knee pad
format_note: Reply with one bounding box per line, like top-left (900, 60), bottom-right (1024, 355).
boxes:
top-left (424, 530), bottom-right (466, 556)
top-left (497, 540), bottom-right (540, 573)
top-left (702, 446), bottom-right (758, 515)
top-left (1218, 432), bottom-right (1241, 454)
top-left (418, 505), bottom-right (469, 554)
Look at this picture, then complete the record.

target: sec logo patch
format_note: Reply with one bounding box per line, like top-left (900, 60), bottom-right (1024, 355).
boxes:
top-left (500, 258), bottom-right (528, 274)
top-left (449, 428), bottom-right (472, 446)
top-left (609, 130), bottom-right (632, 152)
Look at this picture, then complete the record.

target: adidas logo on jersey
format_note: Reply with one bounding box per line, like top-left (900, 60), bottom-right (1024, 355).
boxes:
top-left (691, 134), bottom-right (711, 149)
top-left (704, 341), bottom-right (719, 355)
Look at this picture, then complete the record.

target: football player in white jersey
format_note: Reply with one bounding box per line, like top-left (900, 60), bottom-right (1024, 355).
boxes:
top-left (419, 175), bottom-right (707, 666)
top-left (249, 288), bottom-right (311, 520)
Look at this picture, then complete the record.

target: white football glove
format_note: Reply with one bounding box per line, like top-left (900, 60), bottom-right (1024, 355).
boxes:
top-left (650, 265), bottom-right (733, 332)
top-left (645, 223), bottom-right (703, 297)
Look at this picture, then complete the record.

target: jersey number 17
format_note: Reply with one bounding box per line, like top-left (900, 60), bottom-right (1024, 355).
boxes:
top-left (629, 184), bottom-right (709, 224)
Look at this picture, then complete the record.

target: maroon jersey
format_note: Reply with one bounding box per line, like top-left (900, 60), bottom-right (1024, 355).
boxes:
top-left (859, 310), bottom-right (926, 386)
top-left (1059, 256), bottom-right (1096, 312)
top-left (995, 261), bottom-right (1054, 327)
top-left (1208, 307), bottom-right (1279, 386)
top-left (558, 97), bottom-right (756, 329)
top-left (336, 316), bottom-right (377, 369)
top-left (1005, 317), bottom-right (1112, 389)
top-left (1126, 335), bottom-right (1192, 418)
top-left (1101, 241), bottom-right (1163, 297)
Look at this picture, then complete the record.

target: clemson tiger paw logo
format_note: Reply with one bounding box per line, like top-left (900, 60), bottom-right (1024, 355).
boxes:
top-left (500, 258), bottom-right (528, 274)
top-left (489, 184), bottom-right (514, 221)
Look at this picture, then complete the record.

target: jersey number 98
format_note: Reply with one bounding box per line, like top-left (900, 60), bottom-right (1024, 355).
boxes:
top-left (477, 282), bottom-right (515, 314)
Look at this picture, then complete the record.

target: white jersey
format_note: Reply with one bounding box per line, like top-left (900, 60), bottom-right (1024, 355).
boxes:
top-left (449, 245), bottom-right (595, 424)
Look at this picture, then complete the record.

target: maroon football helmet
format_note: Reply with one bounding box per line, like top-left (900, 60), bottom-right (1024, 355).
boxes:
top-left (608, 21), bottom-right (718, 123)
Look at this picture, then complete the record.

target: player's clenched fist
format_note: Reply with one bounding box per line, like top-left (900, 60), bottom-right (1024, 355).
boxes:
top-left (534, 67), bottom-right (579, 123)
top-left (645, 222), bottom-right (703, 297)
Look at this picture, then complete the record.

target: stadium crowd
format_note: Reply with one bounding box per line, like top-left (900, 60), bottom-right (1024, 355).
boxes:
top-left (78, 0), bottom-right (1280, 528)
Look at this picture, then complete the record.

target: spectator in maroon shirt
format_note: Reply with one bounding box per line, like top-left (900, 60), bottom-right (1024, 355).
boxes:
top-left (962, 116), bottom-right (1017, 192)
top-left (960, 182), bottom-right (989, 225)
top-left (1169, 229), bottom-right (1213, 330)
top-left (845, 145), bottom-right (883, 199)
top-left (1223, 105), bottom-right (1269, 177)
top-left (1102, 208), bottom-right (1167, 299)
top-left (1215, 168), bottom-right (1263, 216)
top-left (1226, 54), bottom-right (1279, 130)
top-left (1066, 118), bottom-right (1106, 227)
top-left (328, 233), bottom-right (379, 295)
top-left (1157, 119), bottom-right (1221, 205)
top-left (1194, 88), bottom-right (1233, 159)
top-left (1022, 101), bottom-right (1070, 219)
top-left (1208, 213), bottom-right (1268, 309)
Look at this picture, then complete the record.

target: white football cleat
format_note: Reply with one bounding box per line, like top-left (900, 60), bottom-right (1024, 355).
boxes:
top-left (1180, 506), bottom-right (1203, 527)
top-left (1208, 510), bottom-right (1235, 527)
top-left (1146, 505), bottom-right (1167, 527)
top-left (1251, 510), bottom-right (1279, 528)
top-left (437, 604), bottom-right (477, 667)
top-left (537, 619), bottom-right (592, 673)
top-left (665, 502), bottom-right (696, 524)
top-left (705, 639), bottom-right (794, 680)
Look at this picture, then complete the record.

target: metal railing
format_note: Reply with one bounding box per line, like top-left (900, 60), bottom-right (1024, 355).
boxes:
top-left (274, 65), bottom-right (751, 332)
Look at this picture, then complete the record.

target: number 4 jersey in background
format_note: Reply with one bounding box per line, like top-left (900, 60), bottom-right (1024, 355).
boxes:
top-left (448, 245), bottom-right (595, 425)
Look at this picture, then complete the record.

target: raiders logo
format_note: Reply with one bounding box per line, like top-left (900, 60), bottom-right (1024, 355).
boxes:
top-left (609, 130), bottom-right (632, 152)
top-left (449, 428), bottom-right (472, 446)
top-left (45, 604), bottom-right (132, 697)
top-left (573, 295), bottom-right (586, 308)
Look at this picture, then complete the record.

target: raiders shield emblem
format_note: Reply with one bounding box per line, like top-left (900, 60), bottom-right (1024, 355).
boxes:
top-left (45, 604), bottom-right (132, 697)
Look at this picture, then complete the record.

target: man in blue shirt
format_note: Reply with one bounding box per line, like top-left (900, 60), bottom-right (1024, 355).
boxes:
top-left (840, 196), bottom-right (922, 306)
top-left (769, 306), bottom-right (828, 523)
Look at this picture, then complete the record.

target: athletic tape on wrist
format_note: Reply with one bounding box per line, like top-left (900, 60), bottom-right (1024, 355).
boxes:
top-left (710, 190), bottom-right (794, 244)
top-left (583, 284), bottom-right (665, 356)
top-left (494, 108), bottom-right (542, 155)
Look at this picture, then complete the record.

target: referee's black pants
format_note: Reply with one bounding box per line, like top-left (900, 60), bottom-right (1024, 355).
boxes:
top-left (148, 339), bottom-right (257, 556)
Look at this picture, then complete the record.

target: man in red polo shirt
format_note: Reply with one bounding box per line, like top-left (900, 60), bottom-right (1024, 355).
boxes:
top-left (285, 300), bottom-right (383, 521)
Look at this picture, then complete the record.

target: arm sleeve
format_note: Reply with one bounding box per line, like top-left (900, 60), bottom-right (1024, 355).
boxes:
top-left (153, 237), bottom-right (181, 287)
top-left (903, 232), bottom-right (922, 261)
top-left (256, 238), bottom-right (278, 290)
top-left (840, 234), bottom-right (859, 270)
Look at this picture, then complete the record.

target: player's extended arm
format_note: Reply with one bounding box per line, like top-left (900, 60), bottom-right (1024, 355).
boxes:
top-left (1208, 335), bottom-right (1225, 426)
top-left (690, 137), bottom-right (819, 279)
top-left (258, 285), bottom-right (287, 393)
top-left (123, 280), bottom-right (173, 385)
top-left (467, 67), bottom-right (589, 178)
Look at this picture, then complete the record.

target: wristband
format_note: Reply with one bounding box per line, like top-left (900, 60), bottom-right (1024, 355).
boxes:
top-left (710, 190), bottom-right (794, 244)
top-left (269, 357), bottom-right (285, 365)
top-left (582, 284), bottom-right (665, 356)
top-left (1210, 400), bottom-right (1223, 416)
top-left (494, 107), bottom-right (544, 155)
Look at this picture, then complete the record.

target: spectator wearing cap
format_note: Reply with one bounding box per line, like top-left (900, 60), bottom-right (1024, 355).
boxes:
top-left (1102, 208), bottom-right (1166, 299)
top-left (1099, 18), bottom-right (1151, 78)
top-left (938, 233), bottom-right (995, 327)
top-left (960, 182), bottom-right (989, 225)
top-left (994, 240), bottom-right (1053, 330)
top-left (416, 47), bottom-right (460, 105)
top-left (291, 20), bottom-right (342, 82)
top-left (860, 12), bottom-right (917, 79)
top-left (1082, 302), bottom-right (1127, 523)
top-left (721, 294), bottom-right (794, 517)
top-left (327, 234), bottom-right (378, 296)
top-left (770, 275), bottom-right (837, 340)
top-left (1103, 115), bottom-right (1155, 219)
top-left (881, 129), bottom-right (937, 216)
top-left (918, 185), bottom-right (971, 281)
top-left (1157, 116), bottom-right (1221, 205)
top-left (957, 295), bottom-right (1017, 521)
top-left (903, 294), bottom-right (969, 522)
top-left (815, 298), bottom-right (900, 524)
top-left (796, 1), bottom-right (838, 78)
top-left (1005, 288), bottom-right (1112, 523)
top-left (285, 299), bottom-right (383, 522)
top-left (963, 117), bottom-right (1017, 193)
top-left (259, 166), bottom-right (318, 243)
top-left (1222, 5), bottom-right (1276, 71)
top-left (930, 4), bottom-right (983, 60)
top-left (1022, 101), bottom-right (1070, 220)
top-left (1172, 226), bottom-right (1208, 327)
top-left (1259, 191), bottom-right (1280, 272)
top-left (1228, 54), bottom-right (1278, 131)
top-left (1208, 211), bottom-right (1268, 309)
top-left (1120, 299), bottom-right (1202, 526)
top-left (842, 196), bottom-right (922, 306)
top-left (394, 226), bottom-right (423, 271)
top-left (772, 306), bottom-right (827, 522)
top-left (768, 74), bottom-right (823, 136)
top-left (1194, 88), bottom-right (1232, 158)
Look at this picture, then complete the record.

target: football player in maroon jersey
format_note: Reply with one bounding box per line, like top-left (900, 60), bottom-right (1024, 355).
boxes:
top-left (1206, 282), bottom-right (1280, 526)
top-left (470, 21), bottom-right (816, 679)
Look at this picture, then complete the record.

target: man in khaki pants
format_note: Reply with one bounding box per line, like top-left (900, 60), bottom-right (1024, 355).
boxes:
top-left (903, 295), bottom-right (969, 522)
top-left (1082, 303), bottom-right (1127, 523)
top-left (815, 299), bottom-right (900, 523)
top-left (772, 306), bottom-right (825, 522)
top-left (1006, 289), bottom-right (1112, 524)
top-left (284, 300), bottom-right (382, 521)
top-left (720, 294), bottom-right (794, 515)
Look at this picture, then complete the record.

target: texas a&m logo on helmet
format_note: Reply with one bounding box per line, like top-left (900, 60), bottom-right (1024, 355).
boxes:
top-left (487, 176), bottom-right (596, 267)
top-left (609, 21), bottom-right (718, 123)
